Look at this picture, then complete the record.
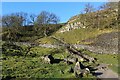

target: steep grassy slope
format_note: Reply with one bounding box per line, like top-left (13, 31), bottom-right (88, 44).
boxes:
top-left (67, 9), bottom-right (118, 29)
top-left (58, 9), bottom-right (118, 33)
top-left (37, 8), bottom-right (118, 44)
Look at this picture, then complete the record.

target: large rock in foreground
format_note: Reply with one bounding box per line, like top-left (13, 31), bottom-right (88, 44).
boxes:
top-left (74, 61), bottom-right (85, 77)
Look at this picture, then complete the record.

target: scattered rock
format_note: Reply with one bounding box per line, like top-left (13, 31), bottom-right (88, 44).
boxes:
top-left (64, 58), bottom-right (78, 63)
top-left (88, 57), bottom-right (95, 63)
top-left (96, 63), bottom-right (108, 70)
top-left (79, 58), bottom-right (84, 62)
top-left (74, 61), bottom-right (85, 77)
top-left (41, 55), bottom-right (54, 64)
top-left (77, 68), bottom-right (90, 77)
top-left (66, 61), bottom-right (73, 65)
top-left (85, 68), bottom-right (90, 72)
top-left (74, 62), bottom-right (82, 75)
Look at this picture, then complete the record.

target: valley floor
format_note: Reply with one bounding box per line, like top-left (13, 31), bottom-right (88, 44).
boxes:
top-left (1, 42), bottom-right (119, 79)
top-left (1, 28), bottom-right (119, 79)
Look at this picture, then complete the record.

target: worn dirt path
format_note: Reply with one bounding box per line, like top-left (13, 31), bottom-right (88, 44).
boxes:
top-left (94, 63), bottom-right (118, 78)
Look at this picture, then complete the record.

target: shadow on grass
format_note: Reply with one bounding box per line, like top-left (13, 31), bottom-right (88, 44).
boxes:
top-left (92, 72), bottom-right (103, 76)
top-left (50, 58), bottom-right (63, 64)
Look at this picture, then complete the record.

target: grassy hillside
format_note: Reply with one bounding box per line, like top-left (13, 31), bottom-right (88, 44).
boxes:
top-left (37, 8), bottom-right (118, 44)
top-left (67, 9), bottom-right (118, 29)
top-left (1, 3), bottom-right (119, 79)
top-left (36, 28), bottom-right (118, 44)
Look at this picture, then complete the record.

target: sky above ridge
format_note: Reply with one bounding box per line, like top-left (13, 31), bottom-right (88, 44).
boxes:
top-left (2, 2), bottom-right (105, 23)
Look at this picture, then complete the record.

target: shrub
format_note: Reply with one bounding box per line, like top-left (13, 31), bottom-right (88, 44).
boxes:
top-left (2, 42), bottom-right (24, 56)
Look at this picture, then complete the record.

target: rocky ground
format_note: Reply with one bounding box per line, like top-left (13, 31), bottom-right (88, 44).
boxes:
top-left (9, 31), bottom-right (119, 54)
top-left (81, 31), bottom-right (119, 54)
top-left (94, 63), bottom-right (118, 78)
top-left (2, 31), bottom-right (118, 78)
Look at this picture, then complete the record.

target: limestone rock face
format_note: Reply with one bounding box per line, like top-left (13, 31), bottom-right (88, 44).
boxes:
top-left (59, 21), bottom-right (86, 33)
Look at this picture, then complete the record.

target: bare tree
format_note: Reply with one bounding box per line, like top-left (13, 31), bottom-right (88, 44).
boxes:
top-left (29, 14), bottom-right (37, 25)
top-left (82, 3), bottom-right (96, 28)
top-left (2, 12), bottom-right (28, 41)
top-left (36, 11), bottom-right (60, 24)
top-left (2, 15), bottom-right (21, 27)
top-left (99, 2), bottom-right (118, 10)
top-left (2, 15), bottom-right (10, 27)
top-left (14, 12), bottom-right (28, 26)
top-left (84, 3), bottom-right (95, 14)
top-left (2, 12), bottom-right (28, 27)
top-left (36, 11), bottom-right (60, 36)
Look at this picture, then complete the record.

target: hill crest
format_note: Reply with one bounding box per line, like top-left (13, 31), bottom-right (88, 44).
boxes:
top-left (59, 9), bottom-right (118, 33)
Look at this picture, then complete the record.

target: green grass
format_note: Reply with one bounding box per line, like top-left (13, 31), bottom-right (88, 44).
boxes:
top-left (2, 41), bottom-right (118, 78)
top-left (37, 28), bottom-right (117, 44)
top-left (2, 46), bottom-right (76, 78)
top-left (2, 45), bottom-right (97, 78)
top-left (2, 57), bottom-right (74, 78)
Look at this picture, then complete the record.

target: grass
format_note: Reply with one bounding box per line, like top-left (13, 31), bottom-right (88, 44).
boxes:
top-left (3, 57), bottom-right (74, 78)
top-left (1, 27), bottom-right (119, 78)
top-left (2, 46), bottom-right (76, 78)
top-left (2, 41), bottom-right (119, 78)
top-left (2, 44), bottom-right (98, 78)
top-left (37, 28), bottom-right (117, 44)
top-left (1, 7), bottom-right (119, 78)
